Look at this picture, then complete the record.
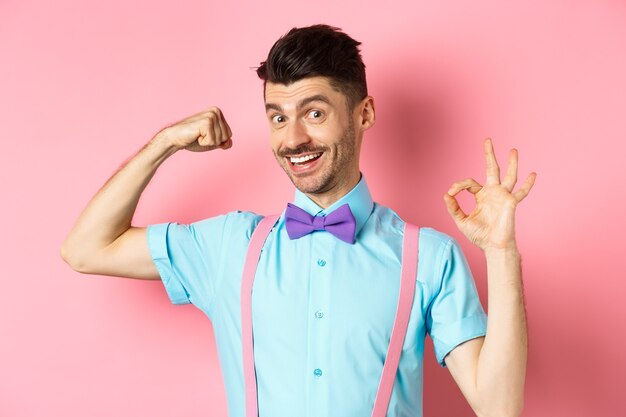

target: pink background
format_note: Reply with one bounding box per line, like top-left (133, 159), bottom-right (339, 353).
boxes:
top-left (2, 0), bottom-right (625, 416)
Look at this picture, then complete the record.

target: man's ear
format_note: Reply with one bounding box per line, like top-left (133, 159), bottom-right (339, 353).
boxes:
top-left (356, 96), bottom-right (376, 132)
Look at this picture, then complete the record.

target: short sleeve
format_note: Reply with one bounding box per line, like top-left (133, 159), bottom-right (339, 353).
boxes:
top-left (426, 235), bottom-right (488, 367)
top-left (146, 211), bottom-right (263, 315)
top-left (147, 214), bottom-right (233, 313)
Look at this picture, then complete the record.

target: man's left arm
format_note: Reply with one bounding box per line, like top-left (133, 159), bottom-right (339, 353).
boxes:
top-left (442, 138), bottom-right (537, 417)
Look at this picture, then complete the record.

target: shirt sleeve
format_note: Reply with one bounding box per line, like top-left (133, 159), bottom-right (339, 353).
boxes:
top-left (146, 211), bottom-right (262, 315)
top-left (425, 233), bottom-right (488, 368)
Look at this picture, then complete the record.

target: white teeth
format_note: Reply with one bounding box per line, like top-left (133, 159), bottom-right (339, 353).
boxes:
top-left (290, 153), bottom-right (322, 164)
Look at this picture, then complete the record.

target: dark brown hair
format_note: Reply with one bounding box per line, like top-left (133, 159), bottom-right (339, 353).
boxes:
top-left (257, 24), bottom-right (368, 110)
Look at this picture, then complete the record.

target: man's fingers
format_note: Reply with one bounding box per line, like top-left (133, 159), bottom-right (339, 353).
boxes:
top-left (164, 106), bottom-right (235, 152)
top-left (444, 178), bottom-right (481, 225)
top-left (513, 172), bottom-right (537, 202)
top-left (501, 148), bottom-right (518, 191)
top-left (194, 114), bottom-right (221, 148)
top-left (484, 138), bottom-right (501, 185)
top-left (186, 108), bottom-right (230, 145)
top-left (443, 193), bottom-right (467, 224)
top-left (219, 138), bottom-right (233, 150)
top-left (219, 114), bottom-right (233, 144)
top-left (210, 112), bottom-right (222, 144)
top-left (222, 113), bottom-right (233, 138)
top-left (447, 178), bottom-right (483, 196)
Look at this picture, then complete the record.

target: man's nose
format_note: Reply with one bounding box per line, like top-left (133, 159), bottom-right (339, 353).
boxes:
top-left (284, 120), bottom-right (311, 150)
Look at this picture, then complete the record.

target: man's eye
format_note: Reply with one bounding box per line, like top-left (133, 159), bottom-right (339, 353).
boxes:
top-left (308, 110), bottom-right (324, 119)
top-left (272, 115), bottom-right (285, 123)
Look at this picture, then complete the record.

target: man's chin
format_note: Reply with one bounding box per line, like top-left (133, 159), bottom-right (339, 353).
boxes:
top-left (288, 175), bottom-right (331, 196)
top-left (279, 161), bottom-right (334, 195)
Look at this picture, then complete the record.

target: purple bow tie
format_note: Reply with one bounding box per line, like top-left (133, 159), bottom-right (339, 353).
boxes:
top-left (285, 203), bottom-right (356, 244)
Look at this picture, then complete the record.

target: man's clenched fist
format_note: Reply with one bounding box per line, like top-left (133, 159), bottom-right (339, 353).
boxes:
top-left (157, 107), bottom-right (233, 152)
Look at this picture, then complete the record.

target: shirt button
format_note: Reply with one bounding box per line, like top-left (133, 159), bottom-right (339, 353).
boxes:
top-left (313, 368), bottom-right (323, 377)
top-left (314, 310), bottom-right (324, 319)
top-left (317, 259), bottom-right (327, 267)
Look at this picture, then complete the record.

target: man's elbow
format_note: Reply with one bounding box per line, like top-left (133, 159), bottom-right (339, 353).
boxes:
top-left (60, 243), bottom-right (91, 274)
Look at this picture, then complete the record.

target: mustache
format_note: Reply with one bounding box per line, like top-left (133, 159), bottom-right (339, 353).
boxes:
top-left (276, 145), bottom-right (327, 158)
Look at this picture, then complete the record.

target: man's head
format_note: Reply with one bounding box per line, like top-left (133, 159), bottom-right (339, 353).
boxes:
top-left (257, 24), bottom-right (368, 111)
top-left (257, 25), bottom-right (375, 208)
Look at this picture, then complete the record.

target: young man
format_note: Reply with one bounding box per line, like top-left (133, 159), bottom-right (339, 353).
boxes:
top-left (61, 24), bottom-right (535, 417)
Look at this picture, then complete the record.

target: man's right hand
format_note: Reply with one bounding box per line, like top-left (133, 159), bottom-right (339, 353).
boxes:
top-left (158, 106), bottom-right (233, 152)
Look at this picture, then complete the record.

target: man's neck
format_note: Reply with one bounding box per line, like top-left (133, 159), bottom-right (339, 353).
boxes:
top-left (301, 173), bottom-right (361, 209)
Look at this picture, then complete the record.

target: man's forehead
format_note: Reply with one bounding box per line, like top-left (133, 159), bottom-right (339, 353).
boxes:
top-left (264, 77), bottom-right (344, 110)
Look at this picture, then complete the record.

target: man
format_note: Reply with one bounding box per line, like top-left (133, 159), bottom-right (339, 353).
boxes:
top-left (61, 24), bottom-right (535, 417)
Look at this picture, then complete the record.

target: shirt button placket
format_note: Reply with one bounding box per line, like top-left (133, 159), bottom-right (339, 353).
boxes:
top-left (313, 257), bottom-right (328, 380)
top-left (307, 232), bottom-right (332, 417)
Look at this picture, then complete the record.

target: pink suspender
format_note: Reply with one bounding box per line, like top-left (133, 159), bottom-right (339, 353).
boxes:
top-left (241, 215), bottom-right (280, 417)
top-left (241, 215), bottom-right (419, 417)
top-left (371, 221), bottom-right (419, 416)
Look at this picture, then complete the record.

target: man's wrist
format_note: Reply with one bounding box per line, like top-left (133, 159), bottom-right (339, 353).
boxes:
top-left (149, 130), bottom-right (181, 159)
top-left (484, 244), bottom-right (521, 260)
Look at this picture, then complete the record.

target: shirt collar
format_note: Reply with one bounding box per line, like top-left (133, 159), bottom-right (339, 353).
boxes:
top-left (291, 174), bottom-right (374, 239)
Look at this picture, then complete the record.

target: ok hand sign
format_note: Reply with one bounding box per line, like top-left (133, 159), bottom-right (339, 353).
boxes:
top-left (443, 138), bottom-right (537, 253)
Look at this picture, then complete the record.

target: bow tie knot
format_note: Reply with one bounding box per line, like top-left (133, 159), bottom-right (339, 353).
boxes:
top-left (311, 216), bottom-right (326, 231)
top-left (285, 203), bottom-right (356, 244)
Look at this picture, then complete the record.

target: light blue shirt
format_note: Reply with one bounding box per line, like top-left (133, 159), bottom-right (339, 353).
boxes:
top-left (147, 176), bottom-right (487, 417)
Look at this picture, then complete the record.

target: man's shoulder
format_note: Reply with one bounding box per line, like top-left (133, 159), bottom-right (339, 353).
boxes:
top-left (193, 210), bottom-right (265, 235)
top-left (419, 227), bottom-right (457, 248)
top-left (192, 209), bottom-right (262, 221)
top-left (223, 209), bottom-right (265, 224)
top-left (370, 202), bottom-right (457, 248)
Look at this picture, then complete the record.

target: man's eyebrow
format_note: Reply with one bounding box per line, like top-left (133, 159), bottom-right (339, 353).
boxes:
top-left (298, 94), bottom-right (332, 109)
top-left (265, 94), bottom-right (332, 113)
top-left (265, 102), bottom-right (282, 112)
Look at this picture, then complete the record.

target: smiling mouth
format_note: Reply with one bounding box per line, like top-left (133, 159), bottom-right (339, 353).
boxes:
top-left (288, 152), bottom-right (323, 166)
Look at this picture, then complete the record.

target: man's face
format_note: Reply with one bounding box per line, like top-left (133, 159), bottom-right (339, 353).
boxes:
top-left (264, 76), bottom-right (361, 203)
